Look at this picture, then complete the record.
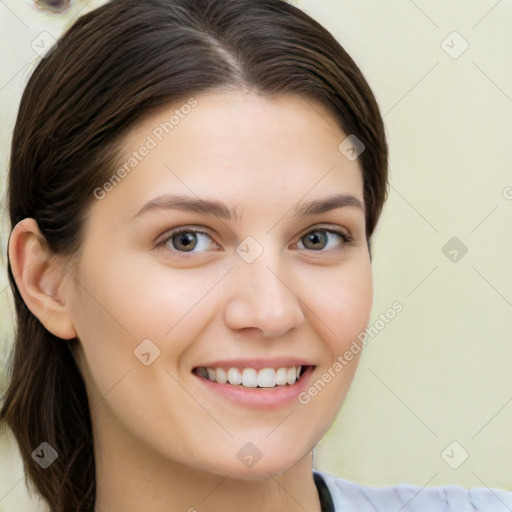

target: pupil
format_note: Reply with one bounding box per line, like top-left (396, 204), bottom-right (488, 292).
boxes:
top-left (174, 232), bottom-right (197, 251)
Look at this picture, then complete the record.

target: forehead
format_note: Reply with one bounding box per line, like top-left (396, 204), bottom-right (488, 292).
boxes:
top-left (95, 90), bottom-right (364, 218)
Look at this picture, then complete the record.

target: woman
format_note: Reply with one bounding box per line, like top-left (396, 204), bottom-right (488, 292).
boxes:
top-left (1, 0), bottom-right (511, 510)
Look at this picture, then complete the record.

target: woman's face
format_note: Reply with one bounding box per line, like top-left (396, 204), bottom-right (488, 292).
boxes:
top-left (68, 90), bottom-right (373, 479)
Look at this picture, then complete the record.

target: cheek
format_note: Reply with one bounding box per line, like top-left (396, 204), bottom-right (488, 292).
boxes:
top-left (68, 256), bottom-right (224, 441)
top-left (68, 254), bottom-right (227, 405)
top-left (305, 255), bottom-right (373, 354)
top-left (291, 256), bottom-right (372, 445)
top-left (71, 253), bottom-right (227, 340)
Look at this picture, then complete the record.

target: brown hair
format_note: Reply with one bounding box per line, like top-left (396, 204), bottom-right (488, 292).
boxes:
top-left (0, 0), bottom-right (388, 510)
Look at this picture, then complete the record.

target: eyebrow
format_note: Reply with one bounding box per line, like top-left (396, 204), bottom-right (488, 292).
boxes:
top-left (132, 192), bottom-right (364, 221)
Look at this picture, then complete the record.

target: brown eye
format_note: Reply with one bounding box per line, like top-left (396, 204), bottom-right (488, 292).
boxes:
top-left (171, 232), bottom-right (198, 252)
top-left (302, 230), bottom-right (328, 250)
top-left (161, 229), bottom-right (217, 253)
top-left (298, 229), bottom-right (348, 251)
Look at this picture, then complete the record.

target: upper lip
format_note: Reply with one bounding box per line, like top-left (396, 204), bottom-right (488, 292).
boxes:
top-left (194, 358), bottom-right (315, 370)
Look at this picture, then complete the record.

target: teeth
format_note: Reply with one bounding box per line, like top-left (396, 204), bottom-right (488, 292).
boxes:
top-left (197, 367), bottom-right (208, 379)
top-left (275, 367), bottom-right (287, 386)
top-left (215, 367), bottom-right (228, 384)
top-left (197, 365), bottom-right (305, 388)
top-left (227, 367), bottom-right (242, 385)
top-left (242, 368), bottom-right (258, 388)
top-left (286, 367), bottom-right (296, 385)
top-left (257, 368), bottom-right (276, 388)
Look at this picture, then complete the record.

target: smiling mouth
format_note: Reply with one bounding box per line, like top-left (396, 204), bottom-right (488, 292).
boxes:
top-left (193, 365), bottom-right (312, 388)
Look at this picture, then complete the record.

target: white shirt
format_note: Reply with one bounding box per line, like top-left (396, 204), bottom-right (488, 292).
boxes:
top-left (314, 469), bottom-right (512, 511)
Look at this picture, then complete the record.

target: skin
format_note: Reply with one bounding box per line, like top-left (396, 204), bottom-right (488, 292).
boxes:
top-left (10, 90), bottom-right (373, 512)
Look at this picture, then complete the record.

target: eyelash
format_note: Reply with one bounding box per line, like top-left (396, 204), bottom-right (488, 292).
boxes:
top-left (156, 225), bottom-right (353, 257)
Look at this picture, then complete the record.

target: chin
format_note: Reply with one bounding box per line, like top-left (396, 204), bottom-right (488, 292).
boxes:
top-left (222, 462), bottom-right (297, 481)
top-left (198, 451), bottom-right (304, 481)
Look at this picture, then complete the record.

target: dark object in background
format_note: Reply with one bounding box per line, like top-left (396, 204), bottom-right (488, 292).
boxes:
top-left (34, 0), bottom-right (71, 14)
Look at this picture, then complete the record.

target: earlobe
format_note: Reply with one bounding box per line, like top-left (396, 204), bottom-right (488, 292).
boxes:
top-left (8, 218), bottom-right (77, 340)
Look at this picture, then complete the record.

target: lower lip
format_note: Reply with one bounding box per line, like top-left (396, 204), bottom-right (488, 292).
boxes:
top-left (193, 366), bottom-right (315, 410)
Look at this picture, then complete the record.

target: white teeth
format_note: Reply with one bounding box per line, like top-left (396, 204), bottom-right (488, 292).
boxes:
top-left (286, 367), bottom-right (297, 385)
top-left (275, 367), bottom-right (287, 386)
top-left (215, 367), bottom-right (228, 384)
top-left (257, 368), bottom-right (276, 388)
top-left (227, 367), bottom-right (242, 385)
top-left (197, 365), bottom-right (305, 388)
top-left (242, 368), bottom-right (258, 388)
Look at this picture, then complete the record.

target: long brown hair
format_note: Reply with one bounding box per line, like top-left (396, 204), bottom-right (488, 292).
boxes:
top-left (0, 1), bottom-right (388, 510)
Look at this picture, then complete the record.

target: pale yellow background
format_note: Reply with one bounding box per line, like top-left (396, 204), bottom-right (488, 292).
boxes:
top-left (1, 0), bottom-right (511, 510)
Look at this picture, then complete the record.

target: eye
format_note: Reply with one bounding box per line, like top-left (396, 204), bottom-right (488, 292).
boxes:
top-left (155, 226), bottom-right (351, 255)
top-left (158, 228), bottom-right (218, 253)
top-left (296, 228), bottom-right (350, 251)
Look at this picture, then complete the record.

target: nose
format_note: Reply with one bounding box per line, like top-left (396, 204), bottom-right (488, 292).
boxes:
top-left (223, 253), bottom-right (306, 338)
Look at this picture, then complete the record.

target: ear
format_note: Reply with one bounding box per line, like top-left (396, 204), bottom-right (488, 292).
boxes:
top-left (8, 218), bottom-right (77, 340)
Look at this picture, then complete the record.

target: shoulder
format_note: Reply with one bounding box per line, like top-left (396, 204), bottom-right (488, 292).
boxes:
top-left (314, 469), bottom-right (512, 512)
